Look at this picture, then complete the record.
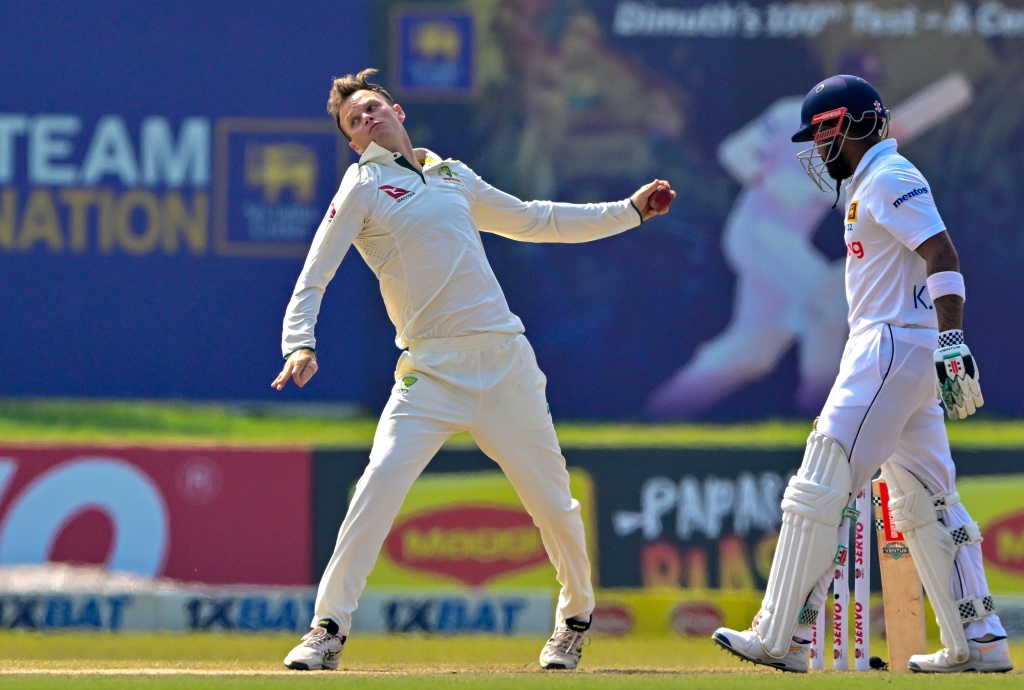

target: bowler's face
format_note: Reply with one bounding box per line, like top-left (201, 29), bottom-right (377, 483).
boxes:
top-left (341, 90), bottom-right (405, 155)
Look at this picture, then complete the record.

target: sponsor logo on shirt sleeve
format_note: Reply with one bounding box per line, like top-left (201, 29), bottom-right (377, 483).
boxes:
top-left (891, 186), bottom-right (929, 209)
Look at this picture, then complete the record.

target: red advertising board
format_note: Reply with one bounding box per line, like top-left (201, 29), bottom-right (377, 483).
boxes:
top-left (0, 446), bottom-right (311, 585)
top-left (383, 505), bottom-right (550, 587)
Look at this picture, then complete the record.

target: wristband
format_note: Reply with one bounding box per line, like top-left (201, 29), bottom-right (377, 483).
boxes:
top-left (926, 271), bottom-right (965, 302)
top-left (937, 329), bottom-right (964, 348)
top-left (284, 346), bottom-right (315, 361)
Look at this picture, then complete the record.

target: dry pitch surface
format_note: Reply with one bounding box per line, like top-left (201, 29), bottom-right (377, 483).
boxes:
top-left (2, 633), bottom-right (1024, 689)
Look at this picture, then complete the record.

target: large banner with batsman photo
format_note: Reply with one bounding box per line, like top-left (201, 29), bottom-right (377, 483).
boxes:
top-left (3, 1), bottom-right (1024, 421)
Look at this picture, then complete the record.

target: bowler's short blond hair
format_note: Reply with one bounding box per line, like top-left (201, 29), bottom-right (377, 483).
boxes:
top-left (327, 68), bottom-right (395, 138)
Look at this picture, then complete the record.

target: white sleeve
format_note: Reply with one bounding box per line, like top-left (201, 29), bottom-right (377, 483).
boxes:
top-left (281, 165), bottom-right (373, 357)
top-left (463, 164), bottom-right (642, 243)
top-left (866, 166), bottom-right (946, 250)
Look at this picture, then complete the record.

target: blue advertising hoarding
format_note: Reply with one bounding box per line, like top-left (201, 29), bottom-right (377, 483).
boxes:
top-left (0, 1), bottom-right (384, 405)
top-left (3, 0), bottom-right (1024, 421)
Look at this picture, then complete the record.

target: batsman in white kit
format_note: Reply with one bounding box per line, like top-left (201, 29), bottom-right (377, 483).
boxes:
top-left (272, 68), bottom-right (674, 671)
top-left (712, 74), bottom-right (1012, 673)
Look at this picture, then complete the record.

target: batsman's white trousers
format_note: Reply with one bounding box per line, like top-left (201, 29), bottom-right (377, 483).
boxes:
top-left (805, 323), bottom-right (1004, 640)
top-left (311, 332), bottom-right (594, 635)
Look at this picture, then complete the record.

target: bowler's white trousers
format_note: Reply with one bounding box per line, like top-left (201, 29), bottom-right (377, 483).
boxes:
top-left (311, 332), bottom-right (594, 635)
top-left (801, 324), bottom-right (1004, 640)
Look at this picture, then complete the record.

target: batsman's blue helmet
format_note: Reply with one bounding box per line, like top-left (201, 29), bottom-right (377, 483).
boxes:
top-left (791, 75), bottom-right (887, 142)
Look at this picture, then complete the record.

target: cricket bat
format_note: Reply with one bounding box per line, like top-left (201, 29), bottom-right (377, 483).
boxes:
top-left (872, 475), bottom-right (928, 673)
top-left (889, 71), bottom-right (974, 144)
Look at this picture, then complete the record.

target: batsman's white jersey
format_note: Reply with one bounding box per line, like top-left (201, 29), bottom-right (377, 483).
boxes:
top-left (807, 139), bottom-right (1005, 642)
top-left (282, 142), bottom-right (641, 636)
top-left (841, 139), bottom-right (944, 336)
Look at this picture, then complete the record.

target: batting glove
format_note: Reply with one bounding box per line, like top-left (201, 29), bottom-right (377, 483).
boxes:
top-left (933, 329), bottom-right (983, 420)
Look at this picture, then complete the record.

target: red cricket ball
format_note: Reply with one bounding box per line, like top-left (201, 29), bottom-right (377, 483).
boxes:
top-left (652, 187), bottom-right (674, 212)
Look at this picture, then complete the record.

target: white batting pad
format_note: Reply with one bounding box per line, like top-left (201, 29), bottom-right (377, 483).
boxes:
top-left (882, 462), bottom-right (984, 664)
top-left (755, 432), bottom-right (852, 658)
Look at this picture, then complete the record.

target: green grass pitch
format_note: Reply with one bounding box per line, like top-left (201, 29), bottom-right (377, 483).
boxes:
top-left (1, 632), bottom-right (1023, 688)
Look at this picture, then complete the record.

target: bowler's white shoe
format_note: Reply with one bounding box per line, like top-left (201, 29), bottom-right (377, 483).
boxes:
top-left (284, 626), bottom-right (345, 670)
top-left (539, 618), bottom-right (590, 670)
top-left (712, 627), bottom-right (808, 673)
top-left (909, 637), bottom-right (1012, 673)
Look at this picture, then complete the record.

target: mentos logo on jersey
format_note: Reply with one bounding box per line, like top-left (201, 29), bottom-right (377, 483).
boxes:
top-left (892, 186), bottom-right (930, 209)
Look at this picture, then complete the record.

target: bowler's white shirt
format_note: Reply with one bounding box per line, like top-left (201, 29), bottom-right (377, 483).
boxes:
top-left (842, 139), bottom-right (946, 336)
top-left (282, 143), bottom-right (641, 354)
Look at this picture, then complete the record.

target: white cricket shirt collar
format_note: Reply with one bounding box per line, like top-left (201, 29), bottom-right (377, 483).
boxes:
top-left (358, 141), bottom-right (442, 168)
top-left (850, 138), bottom-right (898, 184)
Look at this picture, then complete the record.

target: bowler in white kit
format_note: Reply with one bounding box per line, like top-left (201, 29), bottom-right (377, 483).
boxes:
top-left (713, 75), bottom-right (1011, 673)
top-left (273, 68), bottom-right (674, 671)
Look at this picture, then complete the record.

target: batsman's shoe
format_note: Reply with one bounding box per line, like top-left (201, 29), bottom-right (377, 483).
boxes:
top-left (908, 637), bottom-right (1012, 673)
top-left (283, 625), bottom-right (345, 670)
top-left (539, 617), bottom-right (590, 670)
top-left (711, 627), bottom-right (808, 673)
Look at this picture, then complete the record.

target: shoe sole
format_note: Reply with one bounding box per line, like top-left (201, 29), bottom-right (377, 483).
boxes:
top-left (711, 632), bottom-right (805, 674)
top-left (540, 663), bottom-right (575, 670)
top-left (284, 661), bottom-right (338, 671)
top-left (909, 663), bottom-right (1012, 673)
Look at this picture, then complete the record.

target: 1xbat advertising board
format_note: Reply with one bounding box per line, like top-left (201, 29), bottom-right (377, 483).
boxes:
top-left (0, 446), bottom-right (311, 585)
top-left (0, 593), bottom-right (135, 631)
top-left (0, 586), bottom-right (558, 635)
